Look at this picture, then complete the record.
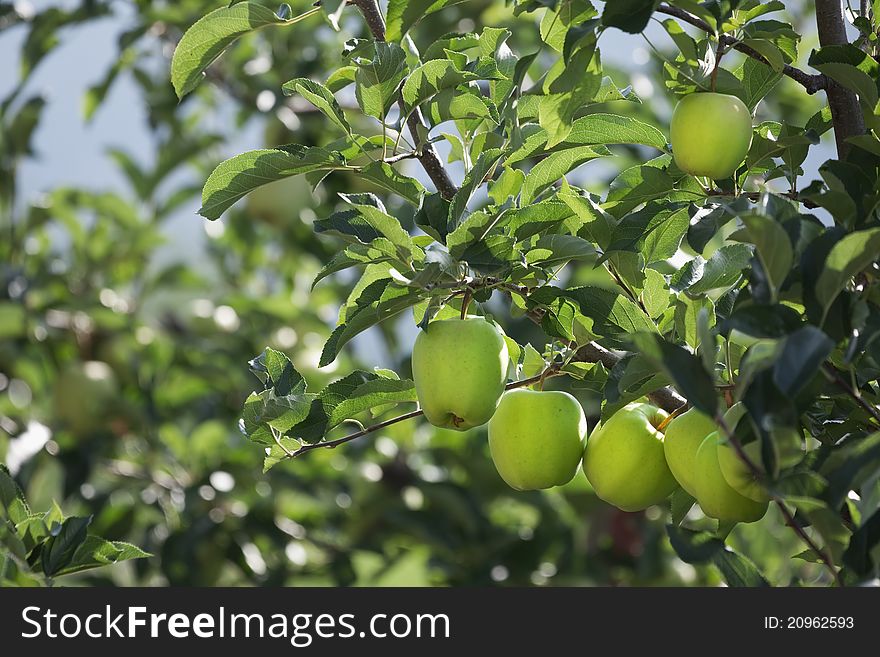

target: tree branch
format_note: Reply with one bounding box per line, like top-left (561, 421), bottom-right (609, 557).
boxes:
top-left (571, 341), bottom-right (687, 411)
top-left (705, 188), bottom-right (820, 209)
top-left (656, 4), bottom-right (827, 94)
top-left (351, 0), bottom-right (458, 199)
top-left (714, 416), bottom-right (844, 586)
top-left (521, 306), bottom-right (687, 413)
top-left (822, 363), bottom-right (880, 427)
top-left (815, 0), bottom-right (866, 159)
top-left (281, 368), bottom-right (564, 459)
top-left (352, 0), bottom-right (686, 414)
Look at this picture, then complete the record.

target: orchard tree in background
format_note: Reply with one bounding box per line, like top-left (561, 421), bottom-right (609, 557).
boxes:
top-left (174, 0), bottom-right (880, 588)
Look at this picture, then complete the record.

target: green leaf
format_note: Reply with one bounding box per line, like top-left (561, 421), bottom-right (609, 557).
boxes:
top-left (661, 18), bottom-right (697, 61)
top-left (631, 332), bottom-right (719, 417)
top-left (538, 46), bottom-right (602, 146)
top-left (287, 370), bottom-right (419, 444)
top-left (401, 57), bottom-right (505, 111)
top-left (426, 88), bottom-right (499, 124)
top-left (772, 326), bottom-right (834, 397)
top-left (312, 239), bottom-right (407, 289)
top-left (521, 145), bottom-right (608, 205)
top-left (414, 193), bottom-right (453, 243)
top-left (558, 184), bottom-right (613, 249)
top-left (315, 193), bottom-right (417, 258)
top-left (526, 234), bottom-right (597, 268)
top-left (346, 40), bottom-right (409, 119)
top-left (604, 161), bottom-right (678, 217)
top-left (55, 537), bottom-right (150, 576)
top-left (171, 2), bottom-right (313, 98)
top-left (675, 295), bottom-right (715, 351)
top-left (457, 235), bottom-right (519, 277)
top-left (448, 148), bottom-right (505, 230)
top-left (532, 285), bottom-right (657, 344)
top-left (489, 167), bottom-right (526, 205)
top-left (714, 548), bottom-right (770, 587)
top-left (602, 355), bottom-right (669, 420)
top-left (666, 524), bottom-right (724, 564)
top-left (0, 465), bottom-right (29, 519)
top-left (386, 0), bottom-right (458, 42)
top-left (737, 55), bottom-right (783, 110)
top-left (327, 375), bottom-right (418, 427)
top-left (809, 45), bottom-right (879, 109)
top-left (447, 208), bottom-right (505, 255)
top-left (605, 205), bottom-right (689, 264)
top-left (642, 269), bottom-right (671, 318)
top-left (326, 65), bottom-right (357, 93)
top-left (248, 347), bottom-right (307, 396)
top-left (243, 387), bottom-right (315, 435)
top-left (504, 198), bottom-right (576, 240)
top-left (564, 113), bottom-right (667, 150)
top-left (320, 279), bottom-right (423, 366)
top-left (666, 525), bottom-right (769, 586)
top-left (673, 244), bottom-right (753, 295)
top-left (730, 214), bottom-right (792, 302)
top-left (357, 162), bottom-right (426, 206)
top-left (282, 78), bottom-right (351, 134)
top-left (199, 146), bottom-right (344, 220)
top-left (741, 38), bottom-right (785, 72)
top-left (815, 228), bottom-right (880, 323)
top-left (821, 432), bottom-right (880, 509)
top-left (671, 488), bottom-right (695, 526)
top-left (720, 304), bottom-right (802, 338)
top-left (42, 516), bottom-right (91, 577)
top-left (601, 0), bottom-right (659, 33)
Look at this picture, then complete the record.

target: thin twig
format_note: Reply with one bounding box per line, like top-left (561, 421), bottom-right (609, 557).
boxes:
top-left (822, 363), bottom-right (880, 427)
top-left (350, 0), bottom-right (458, 199)
top-left (714, 415), bottom-right (845, 586)
top-left (383, 151), bottom-right (420, 164)
top-left (281, 368), bottom-right (563, 460)
top-left (656, 4), bottom-right (827, 94)
top-left (705, 188), bottom-right (820, 209)
top-left (351, 0), bottom-right (687, 415)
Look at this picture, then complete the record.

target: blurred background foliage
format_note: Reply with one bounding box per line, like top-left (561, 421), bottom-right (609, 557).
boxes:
top-left (0, 0), bottom-right (833, 586)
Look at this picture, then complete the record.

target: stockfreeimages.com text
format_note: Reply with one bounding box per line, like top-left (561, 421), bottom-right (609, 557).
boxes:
top-left (21, 605), bottom-right (450, 646)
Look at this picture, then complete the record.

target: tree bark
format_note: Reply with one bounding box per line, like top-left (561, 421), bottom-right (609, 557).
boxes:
top-left (351, 0), bottom-right (457, 199)
top-left (815, 0), bottom-right (866, 159)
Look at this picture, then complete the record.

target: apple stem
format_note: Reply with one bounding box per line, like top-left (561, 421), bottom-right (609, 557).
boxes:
top-left (656, 404), bottom-right (687, 433)
top-left (460, 291), bottom-right (472, 319)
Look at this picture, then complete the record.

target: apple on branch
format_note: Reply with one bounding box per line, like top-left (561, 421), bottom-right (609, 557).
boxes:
top-left (488, 388), bottom-right (587, 491)
top-left (670, 92), bottom-right (753, 180)
top-left (411, 316), bottom-right (508, 431)
top-left (582, 402), bottom-right (678, 512)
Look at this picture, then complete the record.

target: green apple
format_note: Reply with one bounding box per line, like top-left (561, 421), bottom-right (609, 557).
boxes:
top-left (52, 360), bottom-right (118, 435)
top-left (246, 176), bottom-right (310, 226)
top-left (670, 92), bottom-right (753, 180)
top-left (582, 402), bottom-right (678, 511)
top-left (693, 432), bottom-right (768, 522)
top-left (663, 408), bottom-right (718, 497)
top-left (717, 439), bottom-right (770, 503)
top-left (412, 317), bottom-right (508, 430)
top-left (488, 389), bottom-right (587, 490)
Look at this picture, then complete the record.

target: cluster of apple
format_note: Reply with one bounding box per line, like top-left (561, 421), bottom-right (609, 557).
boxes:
top-left (412, 316), bottom-right (767, 523)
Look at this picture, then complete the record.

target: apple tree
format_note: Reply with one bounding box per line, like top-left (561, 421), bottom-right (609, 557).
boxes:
top-left (172, 0), bottom-right (880, 587)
